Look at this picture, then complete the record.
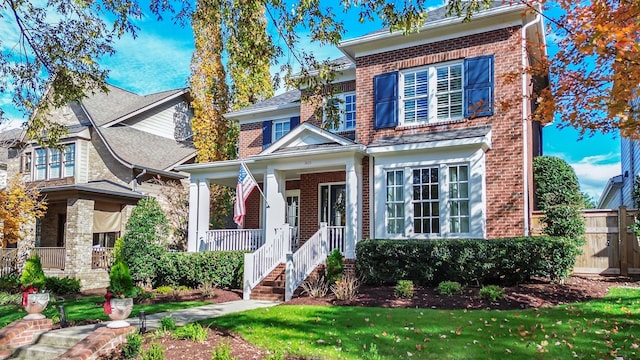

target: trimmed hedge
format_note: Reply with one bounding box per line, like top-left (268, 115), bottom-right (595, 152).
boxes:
top-left (155, 251), bottom-right (245, 289)
top-left (356, 237), bottom-right (581, 286)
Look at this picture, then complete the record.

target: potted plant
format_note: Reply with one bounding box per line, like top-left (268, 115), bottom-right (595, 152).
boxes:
top-left (104, 259), bottom-right (137, 328)
top-left (20, 254), bottom-right (49, 320)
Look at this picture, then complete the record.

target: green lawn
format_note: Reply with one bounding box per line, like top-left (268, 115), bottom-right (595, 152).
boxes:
top-left (0, 295), bottom-right (209, 328)
top-left (203, 287), bottom-right (640, 360)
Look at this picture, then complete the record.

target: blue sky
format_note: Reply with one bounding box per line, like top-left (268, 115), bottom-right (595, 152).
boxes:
top-left (0, 2), bottom-right (621, 203)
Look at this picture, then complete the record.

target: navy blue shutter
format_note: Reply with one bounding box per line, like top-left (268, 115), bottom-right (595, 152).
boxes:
top-left (262, 120), bottom-right (272, 149)
top-left (289, 116), bottom-right (300, 129)
top-left (464, 55), bottom-right (494, 118)
top-left (374, 72), bottom-right (398, 129)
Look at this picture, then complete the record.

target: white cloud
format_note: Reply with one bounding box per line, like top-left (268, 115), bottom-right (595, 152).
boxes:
top-left (550, 152), bottom-right (621, 202)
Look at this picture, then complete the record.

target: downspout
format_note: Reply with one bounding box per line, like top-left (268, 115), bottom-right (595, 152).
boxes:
top-left (630, 139), bottom-right (635, 207)
top-left (521, 5), bottom-right (543, 236)
top-left (133, 169), bottom-right (147, 192)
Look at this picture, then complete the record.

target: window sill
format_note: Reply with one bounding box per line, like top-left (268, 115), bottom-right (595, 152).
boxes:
top-left (396, 118), bottom-right (467, 130)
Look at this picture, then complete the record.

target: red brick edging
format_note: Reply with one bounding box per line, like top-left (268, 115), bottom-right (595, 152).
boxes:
top-left (0, 318), bottom-right (53, 354)
top-left (60, 325), bottom-right (136, 360)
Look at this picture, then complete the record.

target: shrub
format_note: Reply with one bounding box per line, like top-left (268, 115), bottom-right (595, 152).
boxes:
top-left (155, 251), bottom-right (244, 289)
top-left (301, 274), bottom-right (329, 298)
top-left (325, 249), bottom-right (344, 285)
top-left (438, 281), bottom-right (462, 295)
top-left (211, 340), bottom-right (237, 360)
top-left (362, 343), bottom-right (383, 360)
top-left (20, 254), bottom-right (45, 290)
top-left (160, 316), bottom-right (176, 331)
top-left (331, 273), bottom-right (359, 300)
top-left (394, 280), bottom-right (414, 298)
top-left (155, 286), bottom-right (174, 295)
top-left (0, 275), bottom-right (20, 294)
top-left (122, 332), bottom-right (142, 359)
top-left (108, 260), bottom-right (135, 298)
top-left (122, 197), bottom-right (168, 284)
top-left (45, 276), bottom-right (80, 295)
top-left (533, 156), bottom-right (586, 241)
top-left (173, 323), bottom-right (208, 342)
top-left (0, 291), bottom-right (21, 306)
top-left (478, 285), bottom-right (505, 301)
top-left (356, 237), bottom-right (582, 286)
top-left (140, 342), bottom-right (165, 360)
top-left (198, 281), bottom-right (217, 298)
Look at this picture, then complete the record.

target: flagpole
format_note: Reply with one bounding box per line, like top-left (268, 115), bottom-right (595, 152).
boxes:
top-left (240, 160), bottom-right (270, 208)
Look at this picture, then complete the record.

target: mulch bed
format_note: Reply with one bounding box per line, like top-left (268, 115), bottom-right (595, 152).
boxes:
top-left (98, 275), bottom-right (639, 360)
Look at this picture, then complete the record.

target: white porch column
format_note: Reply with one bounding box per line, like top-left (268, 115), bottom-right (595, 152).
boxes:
top-left (345, 158), bottom-right (362, 258)
top-left (196, 179), bottom-right (211, 252)
top-left (263, 167), bottom-right (286, 243)
top-left (187, 181), bottom-right (199, 252)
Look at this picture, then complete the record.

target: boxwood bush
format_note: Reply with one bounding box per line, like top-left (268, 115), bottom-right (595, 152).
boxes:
top-left (356, 236), bottom-right (581, 286)
top-left (155, 251), bottom-right (244, 289)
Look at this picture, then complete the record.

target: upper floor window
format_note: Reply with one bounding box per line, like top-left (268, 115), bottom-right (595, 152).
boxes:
top-left (325, 92), bottom-right (357, 132)
top-left (373, 55), bottom-right (493, 130)
top-left (401, 62), bottom-right (463, 125)
top-left (273, 120), bottom-right (291, 141)
top-left (33, 144), bottom-right (75, 181)
top-left (262, 116), bottom-right (300, 149)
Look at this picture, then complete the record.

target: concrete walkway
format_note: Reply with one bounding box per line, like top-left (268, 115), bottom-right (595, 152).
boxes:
top-left (55, 299), bottom-right (280, 336)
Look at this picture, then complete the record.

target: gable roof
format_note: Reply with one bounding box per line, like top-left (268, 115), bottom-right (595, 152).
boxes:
top-left (81, 84), bottom-right (187, 127)
top-left (260, 122), bottom-right (359, 156)
top-left (98, 126), bottom-right (195, 172)
top-left (225, 89), bottom-right (301, 119)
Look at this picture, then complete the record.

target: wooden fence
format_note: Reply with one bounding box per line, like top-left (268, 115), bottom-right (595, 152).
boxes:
top-left (0, 249), bottom-right (18, 276)
top-left (532, 207), bottom-right (640, 276)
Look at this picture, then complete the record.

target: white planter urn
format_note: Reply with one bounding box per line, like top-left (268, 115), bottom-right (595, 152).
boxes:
top-left (24, 293), bottom-right (50, 320)
top-left (107, 298), bottom-right (134, 328)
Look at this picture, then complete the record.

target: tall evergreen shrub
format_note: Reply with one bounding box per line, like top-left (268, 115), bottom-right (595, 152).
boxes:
top-left (20, 254), bottom-right (46, 290)
top-left (533, 156), bottom-right (586, 241)
top-left (122, 197), bottom-right (168, 284)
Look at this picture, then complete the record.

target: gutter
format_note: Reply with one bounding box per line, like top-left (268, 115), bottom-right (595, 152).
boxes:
top-left (521, 5), bottom-right (544, 236)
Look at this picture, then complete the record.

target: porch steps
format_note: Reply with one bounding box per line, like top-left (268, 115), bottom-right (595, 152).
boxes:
top-left (8, 325), bottom-right (95, 360)
top-left (250, 263), bottom-right (286, 301)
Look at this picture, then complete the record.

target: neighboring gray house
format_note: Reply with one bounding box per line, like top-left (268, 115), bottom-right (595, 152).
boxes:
top-left (0, 128), bottom-right (23, 189)
top-left (598, 138), bottom-right (638, 209)
top-left (6, 85), bottom-right (196, 289)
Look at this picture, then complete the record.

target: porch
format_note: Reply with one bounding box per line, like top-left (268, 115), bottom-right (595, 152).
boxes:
top-left (29, 247), bottom-right (115, 270)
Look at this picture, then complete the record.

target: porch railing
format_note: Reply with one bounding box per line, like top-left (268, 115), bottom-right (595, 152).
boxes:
top-left (0, 249), bottom-right (18, 276)
top-left (204, 229), bottom-right (264, 251)
top-left (32, 247), bottom-right (65, 270)
top-left (327, 226), bottom-right (346, 254)
top-left (243, 225), bottom-right (290, 300)
top-left (92, 247), bottom-right (114, 269)
top-left (286, 224), bottom-right (329, 301)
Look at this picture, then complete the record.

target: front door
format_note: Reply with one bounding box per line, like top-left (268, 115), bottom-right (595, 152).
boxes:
top-left (286, 190), bottom-right (300, 249)
top-left (319, 183), bottom-right (346, 226)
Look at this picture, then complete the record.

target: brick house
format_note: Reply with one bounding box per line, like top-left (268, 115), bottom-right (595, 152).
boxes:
top-left (178, 2), bottom-right (546, 300)
top-left (4, 85), bottom-right (195, 289)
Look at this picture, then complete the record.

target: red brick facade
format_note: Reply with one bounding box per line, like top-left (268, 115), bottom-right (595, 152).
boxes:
top-left (237, 26), bottom-right (535, 240)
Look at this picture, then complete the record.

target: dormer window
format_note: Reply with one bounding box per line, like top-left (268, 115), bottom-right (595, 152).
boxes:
top-left (273, 120), bottom-right (291, 141)
top-left (33, 143), bottom-right (75, 181)
top-left (262, 116), bottom-right (300, 149)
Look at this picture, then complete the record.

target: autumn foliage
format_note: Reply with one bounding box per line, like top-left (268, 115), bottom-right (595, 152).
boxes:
top-left (0, 176), bottom-right (47, 248)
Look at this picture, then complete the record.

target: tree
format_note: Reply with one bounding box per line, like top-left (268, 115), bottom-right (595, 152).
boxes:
top-left (531, 0), bottom-right (640, 139)
top-left (533, 156), bottom-right (585, 241)
top-left (0, 175), bottom-right (46, 248)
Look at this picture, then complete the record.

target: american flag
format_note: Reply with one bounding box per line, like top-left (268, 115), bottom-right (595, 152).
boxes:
top-left (233, 163), bottom-right (257, 226)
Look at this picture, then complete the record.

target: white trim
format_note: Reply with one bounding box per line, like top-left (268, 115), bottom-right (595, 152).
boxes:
top-left (226, 103), bottom-right (300, 123)
top-left (339, 5), bottom-right (527, 60)
top-left (373, 147), bottom-right (486, 239)
top-left (261, 122), bottom-right (357, 155)
top-left (367, 133), bottom-right (491, 155)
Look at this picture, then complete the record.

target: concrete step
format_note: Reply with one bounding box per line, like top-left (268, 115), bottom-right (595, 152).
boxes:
top-left (9, 344), bottom-right (66, 360)
top-left (8, 325), bottom-right (99, 360)
top-left (250, 293), bottom-right (284, 301)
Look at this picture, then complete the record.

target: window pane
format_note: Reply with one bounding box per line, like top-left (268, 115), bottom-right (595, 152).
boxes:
top-left (460, 217), bottom-right (470, 233)
top-left (412, 166), bottom-right (440, 234)
top-left (459, 166), bottom-right (468, 181)
top-left (386, 170), bottom-right (404, 234)
top-left (448, 165), bottom-right (470, 234)
top-left (460, 183), bottom-right (468, 198)
top-left (431, 168), bottom-right (439, 182)
top-left (49, 149), bottom-right (60, 178)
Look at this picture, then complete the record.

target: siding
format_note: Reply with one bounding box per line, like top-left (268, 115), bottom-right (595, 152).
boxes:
top-left (77, 139), bottom-right (89, 184)
top-left (621, 137), bottom-right (639, 208)
top-left (123, 98), bottom-right (193, 141)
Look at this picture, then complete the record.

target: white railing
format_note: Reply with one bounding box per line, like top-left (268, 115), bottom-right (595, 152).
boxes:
top-left (32, 247), bottom-right (66, 270)
top-left (204, 229), bottom-right (264, 251)
top-left (285, 224), bottom-right (329, 301)
top-left (243, 225), bottom-right (291, 300)
top-left (0, 249), bottom-right (18, 276)
top-left (327, 226), bottom-right (346, 254)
